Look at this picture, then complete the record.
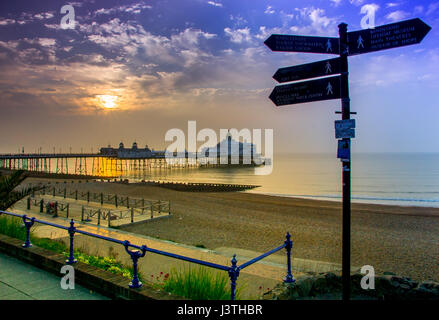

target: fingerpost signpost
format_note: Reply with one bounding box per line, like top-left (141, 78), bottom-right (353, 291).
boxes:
top-left (265, 18), bottom-right (431, 301)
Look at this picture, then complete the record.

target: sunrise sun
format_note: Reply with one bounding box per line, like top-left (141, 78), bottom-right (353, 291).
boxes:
top-left (97, 95), bottom-right (118, 109)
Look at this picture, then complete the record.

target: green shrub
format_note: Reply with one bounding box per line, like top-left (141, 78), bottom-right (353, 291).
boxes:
top-left (0, 215), bottom-right (26, 240)
top-left (161, 266), bottom-right (242, 300)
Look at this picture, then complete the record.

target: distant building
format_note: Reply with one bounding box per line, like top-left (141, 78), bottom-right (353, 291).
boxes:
top-left (100, 142), bottom-right (156, 158)
top-left (200, 132), bottom-right (263, 165)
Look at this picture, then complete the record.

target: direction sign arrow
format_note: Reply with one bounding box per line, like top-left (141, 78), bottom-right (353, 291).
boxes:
top-left (264, 34), bottom-right (340, 54)
top-left (269, 75), bottom-right (341, 106)
top-left (347, 18), bottom-right (431, 55)
top-left (273, 58), bottom-right (341, 83)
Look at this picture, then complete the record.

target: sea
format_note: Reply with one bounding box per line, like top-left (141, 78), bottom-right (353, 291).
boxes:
top-left (64, 153), bottom-right (439, 208)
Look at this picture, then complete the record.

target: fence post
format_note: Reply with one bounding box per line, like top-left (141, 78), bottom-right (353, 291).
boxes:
top-left (150, 201), bottom-right (153, 219)
top-left (98, 209), bottom-right (101, 225)
top-left (158, 200), bottom-right (161, 214)
top-left (100, 192), bottom-right (103, 205)
top-left (123, 241), bottom-right (147, 288)
top-left (284, 232), bottom-right (295, 284)
top-left (87, 191), bottom-right (90, 203)
top-left (27, 197), bottom-right (31, 210)
top-left (53, 187), bottom-right (55, 197)
top-left (126, 196), bottom-right (129, 208)
top-left (75, 190), bottom-right (78, 200)
top-left (21, 215), bottom-right (35, 248)
top-left (39, 199), bottom-right (44, 213)
top-left (54, 202), bottom-right (58, 217)
top-left (64, 187), bottom-right (66, 199)
top-left (108, 211), bottom-right (111, 228)
top-left (66, 219), bottom-right (77, 264)
top-left (115, 194), bottom-right (118, 208)
top-left (66, 204), bottom-right (70, 218)
top-left (169, 201), bottom-right (171, 215)
top-left (228, 254), bottom-right (240, 301)
top-left (131, 207), bottom-right (134, 223)
top-left (81, 206), bottom-right (84, 221)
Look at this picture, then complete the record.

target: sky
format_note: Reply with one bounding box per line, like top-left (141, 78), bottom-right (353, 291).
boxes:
top-left (0, 0), bottom-right (438, 154)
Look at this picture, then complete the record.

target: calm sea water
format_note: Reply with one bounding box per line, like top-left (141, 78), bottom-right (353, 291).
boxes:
top-left (67, 153), bottom-right (439, 208)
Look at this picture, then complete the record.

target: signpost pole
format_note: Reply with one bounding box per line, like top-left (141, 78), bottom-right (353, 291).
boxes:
top-left (338, 23), bottom-right (351, 301)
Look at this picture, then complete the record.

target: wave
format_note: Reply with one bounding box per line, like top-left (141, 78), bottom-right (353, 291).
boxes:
top-left (247, 191), bottom-right (439, 204)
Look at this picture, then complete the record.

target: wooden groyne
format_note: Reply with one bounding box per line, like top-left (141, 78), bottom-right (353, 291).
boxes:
top-left (133, 180), bottom-right (261, 192)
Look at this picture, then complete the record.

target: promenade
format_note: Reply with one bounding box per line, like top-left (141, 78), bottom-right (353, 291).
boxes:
top-left (0, 252), bottom-right (108, 300)
top-left (8, 200), bottom-right (304, 299)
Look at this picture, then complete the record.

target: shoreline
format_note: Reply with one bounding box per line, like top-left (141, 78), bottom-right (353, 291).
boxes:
top-left (245, 190), bottom-right (439, 209)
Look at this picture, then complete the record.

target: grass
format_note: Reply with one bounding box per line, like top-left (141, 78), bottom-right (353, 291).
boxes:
top-left (0, 215), bottom-right (137, 281)
top-left (157, 266), bottom-right (242, 300)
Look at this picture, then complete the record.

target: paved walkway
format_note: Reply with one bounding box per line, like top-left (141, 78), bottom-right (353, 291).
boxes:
top-left (8, 203), bottom-right (307, 298)
top-left (0, 252), bottom-right (109, 300)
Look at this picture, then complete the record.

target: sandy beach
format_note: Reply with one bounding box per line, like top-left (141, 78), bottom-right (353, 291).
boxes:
top-left (23, 177), bottom-right (439, 282)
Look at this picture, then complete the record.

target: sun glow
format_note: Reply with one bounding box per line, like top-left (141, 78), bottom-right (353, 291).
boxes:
top-left (97, 95), bottom-right (118, 109)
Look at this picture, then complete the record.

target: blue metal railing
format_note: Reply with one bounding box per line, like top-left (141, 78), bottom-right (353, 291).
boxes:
top-left (0, 210), bottom-right (295, 300)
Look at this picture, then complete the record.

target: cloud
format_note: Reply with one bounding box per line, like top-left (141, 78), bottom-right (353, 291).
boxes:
top-left (264, 6), bottom-right (275, 14)
top-left (0, 18), bottom-right (16, 26)
top-left (414, 6), bottom-right (424, 14)
top-left (224, 27), bottom-right (252, 44)
top-left (426, 2), bottom-right (439, 15)
top-left (386, 10), bottom-right (409, 22)
top-left (94, 2), bottom-right (152, 16)
top-left (349, 0), bottom-right (365, 6)
top-left (385, 2), bottom-right (401, 8)
top-left (207, 1), bottom-right (223, 7)
top-left (229, 14), bottom-right (247, 27)
top-left (292, 7), bottom-right (339, 36)
top-left (330, 0), bottom-right (342, 7)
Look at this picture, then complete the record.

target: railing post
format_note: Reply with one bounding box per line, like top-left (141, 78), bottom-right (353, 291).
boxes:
top-left (284, 232), bottom-right (295, 284)
top-left (123, 241), bottom-right (147, 288)
top-left (27, 197), bottom-right (31, 210)
top-left (228, 254), bottom-right (240, 301)
top-left (22, 215), bottom-right (35, 248)
top-left (66, 219), bottom-right (77, 264)
top-left (39, 199), bottom-right (44, 213)
top-left (150, 201), bottom-right (153, 218)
